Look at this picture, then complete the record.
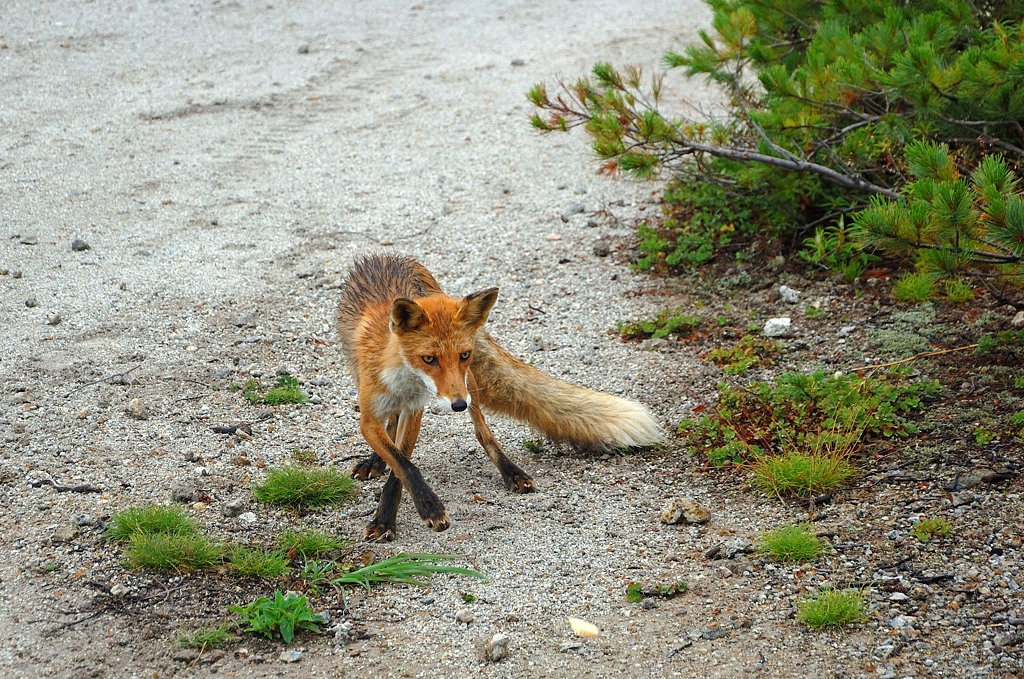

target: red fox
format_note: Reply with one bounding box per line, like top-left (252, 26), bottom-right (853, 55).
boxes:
top-left (337, 253), bottom-right (662, 540)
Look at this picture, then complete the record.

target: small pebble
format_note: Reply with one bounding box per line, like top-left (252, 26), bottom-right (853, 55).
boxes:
top-left (484, 633), bottom-right (509, 662)
top-left (455, 608), bottom-right (474, 625)
top-left (279, 649), bottom-right (303, 663)
top-left (71, 239), bottom-right (90, 251)
top-left (25, 298), bottom-right (38, 308)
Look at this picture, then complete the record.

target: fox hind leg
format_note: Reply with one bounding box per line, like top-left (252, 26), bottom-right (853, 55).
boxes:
top-left (467, 373), bottom-right (535, 493)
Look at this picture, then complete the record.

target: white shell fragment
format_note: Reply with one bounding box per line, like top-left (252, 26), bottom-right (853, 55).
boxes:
top-left (568, 617), bottom-right (600, 638)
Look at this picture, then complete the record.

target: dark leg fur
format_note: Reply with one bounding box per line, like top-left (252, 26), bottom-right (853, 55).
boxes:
top-left (468, 372), bottom-right (535, 493)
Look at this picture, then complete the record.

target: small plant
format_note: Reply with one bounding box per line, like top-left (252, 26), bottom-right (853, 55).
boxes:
top-left (291, 448), bottom-right (318, 465)
top-left (798, 218), bottom-right (879, 282)
top-left (760, 524), bottom-right (823, 563)
top-left (911, 517), bottom-right (954, 543)
top-left (105, 505), bottom-right (198, 542)
top-left (242, 375), bottom-right (307, 405)
top-left (296, 559), bottom-right (338, 595)
top-left (618, 307), bottom-right (700, 341)
top-left (752, 452), bottom-right (855, 498)
top-left (805, 306), bottom-right (822, 319)
top-left (684, 369), bottom-right (939, 467)
top-left (522, 438), bottom-right (545, 455)
top-left (177, 623), bottom-right (238, 650)
top-left (230, 590), bottom-right (322, 644)
top-left (252, 467), bottom-right (358, 509)
top-left (331, 553), bottom-right (485, 591)
top-left (625, 580), bottom-right (687, 603)
top-left (278, 529), bottom-right (352, 559)
top-left (124, 533), bottom-right (222, 572)
top-left (797, 589), bottom-right (867, 629)
top-left (704, 336), bottom-right (781, 375)
top-left (975, 329), bottom-right (1024, 356)
top-left (892, 273), bottom-right (935, 303)
top-left (228, 547), bottom-right (291, 579)
top-left (461, 592), bottom-right (478, 604)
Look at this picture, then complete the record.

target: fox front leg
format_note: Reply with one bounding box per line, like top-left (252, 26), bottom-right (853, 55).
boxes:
top-left (360, 410), bottom-right (446, 538)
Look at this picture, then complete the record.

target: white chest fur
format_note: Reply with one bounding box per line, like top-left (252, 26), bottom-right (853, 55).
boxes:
top-left (372, 364), bottom-right (436, 418)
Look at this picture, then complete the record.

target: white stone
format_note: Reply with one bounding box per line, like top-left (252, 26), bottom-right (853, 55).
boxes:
top-left (763, 317), bottom-right (793, 338)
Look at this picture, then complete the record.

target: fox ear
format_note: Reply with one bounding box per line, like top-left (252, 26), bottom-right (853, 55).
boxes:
top-left (390, 297), bottom-right (427, 334)
top-left (459, 287), bottom-right (499, 328)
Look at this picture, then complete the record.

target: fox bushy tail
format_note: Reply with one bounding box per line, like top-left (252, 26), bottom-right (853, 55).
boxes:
top-left (472, 333), bottom-right (662, 452)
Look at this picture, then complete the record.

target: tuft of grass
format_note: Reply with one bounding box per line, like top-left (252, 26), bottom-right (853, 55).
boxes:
top-left (124, 533), bottom-right (222, 572)
top-left (751, 451), bottom-right (855, 498)
top-left (227, 547), bottom-right (291, 578)
top-left (252, 467), bottom-right (358, 509)
top-left (522, 438), bottom-right (545, 454)
top-left (892, 273), bottom-right (935, 302)
top-left (105, 505), bottom-right (198, 542)
top-left (278, 529), bottom-right (352, 559)
top-left (797, 589), bottom-right (866, 629)
top-left (760, 524), bottom-right (823, 562)
top-left (177, 623), bottom-right (238, 650)
top-left (944, 279), bottom-right (974, 303)
top-left (625, 580), bottom-right (687, 603)
top-left (331, 553), bottom-right (486, 591)
top-left (243, 375), bottom-right (307, 405)
top-left (911, 517), bottom-right (953, 543)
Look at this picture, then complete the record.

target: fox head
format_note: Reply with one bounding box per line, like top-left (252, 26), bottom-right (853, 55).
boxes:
top-left (389, 288), bottom-right (498, 413)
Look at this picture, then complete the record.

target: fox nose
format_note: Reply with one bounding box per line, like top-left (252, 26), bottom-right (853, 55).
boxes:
top-left (451, 399), bottom-right (468, 412)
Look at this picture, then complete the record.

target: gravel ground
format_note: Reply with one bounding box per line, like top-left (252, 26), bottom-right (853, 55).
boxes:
top-left (1, 2), bottom-right (1021, 678)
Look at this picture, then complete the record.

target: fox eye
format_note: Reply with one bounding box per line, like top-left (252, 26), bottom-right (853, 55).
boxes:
top-left (422, 355), bottom-right (437, 365)
top-left (460, 351), bottom-right (471, 361)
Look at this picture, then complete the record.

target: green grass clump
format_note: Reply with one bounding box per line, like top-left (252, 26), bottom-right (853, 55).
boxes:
top-left (243, 375), bottom-right (307, 405)
top-left (124, 533), bottom-right (222, 572)
top-left (797, 589), bottom-right (866, 629)
top-left (230, 590), bottom-right (322, 645)
top-left (227, 547), bottom-right (291, 578)
top-left (278, 529), bottom-right (352, 559)
top-left (177, 623), bottom-right (238, 650)
top-left (105, 505), bottom-right (198, 542)
top-left (761, 524), bottom-right (823, 562)
top-left (911, 517), bottom-right (954, 543)
top-left (619, 306), bottom-right (701, 340)
top-left (252, 467), bottom-right (358, 509)
top-left (752, 451), bottom-right (855, 498)
top-left (892, 273), bottom-right (935, 302)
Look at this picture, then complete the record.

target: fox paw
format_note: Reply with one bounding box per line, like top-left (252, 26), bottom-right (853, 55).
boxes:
top-left (507, 475), bottom-right (536, 494)
top-left (422, 512), bottom-right (450, 532)
top-left (352, 454), bottom-right (387, 480)
top-left (364, 520), bottom-right (397, 542)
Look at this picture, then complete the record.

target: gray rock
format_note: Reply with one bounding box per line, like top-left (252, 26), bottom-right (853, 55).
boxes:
top-left (455, 608), bottom-right (474, 625)
top-left (25, 298), bottom-right (38, 308)
top-left (53, 522), bottom-right (79, 542)
top-left (660, 497), bottom-right (711, 525)
top-left (778, 285), bottom-right (800, 304)
top-left (484, 633), bottom-right (509, 662)
top-left (721, 537), bottom-right (754, 559)
top-left (47, 314), bottom-right (62, 326)
top-left (763, 317), bottom-right (793, 338)
top-left (567, 202), bottom-right (586, 214)
top-left (838, 325), bottom-right (856, 336)
top-left (1012, 310), bottom-right (1024, 328)
top-left (238, 511), bottom-right (257, 523)
top-left (592, 239), bottom-right (611, 257)
top-left (279, 649), bottom-right (303, 663)
top-left (71, 239), bottom-right (90, 251)
top-left (222, 498), bottom-right (245, 517)
top-left (170, 483), bottom-right (197, 504)
top-left (125, 398), bottom-right (150, 420)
